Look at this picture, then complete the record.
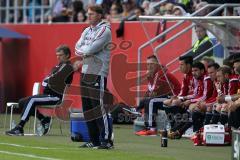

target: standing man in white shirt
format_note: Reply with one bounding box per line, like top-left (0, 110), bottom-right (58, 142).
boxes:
top-left (74, 5), bottom-right (113, 149)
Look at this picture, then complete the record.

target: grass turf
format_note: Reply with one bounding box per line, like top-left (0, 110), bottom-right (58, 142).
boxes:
top-left (0, 115), bottom-right (231, 160)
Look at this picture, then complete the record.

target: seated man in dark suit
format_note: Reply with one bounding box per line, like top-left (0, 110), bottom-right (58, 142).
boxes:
top-left (6, 44), bottom-right (74, 136)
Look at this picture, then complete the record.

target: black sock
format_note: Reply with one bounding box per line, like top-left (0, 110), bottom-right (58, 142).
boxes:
top-left (192, 111), bottom-right (204, 132)
top-left (37, 113), bottom-right (45, 121)
top-left (18, 120), bottom-right (26, 128)
top-left (204, 112), bottom-right (213, 125)
top-left (220, 112), bottom-right (228, 125)
top-left (211, 110), bottom-right (220, 124)
top-left (179, 110), bottom-right (191, 134)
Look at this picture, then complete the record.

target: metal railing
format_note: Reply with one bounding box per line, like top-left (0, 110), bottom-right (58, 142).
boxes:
top-left (170, 41), bottom-right (221, 74)
top-left (151, 0), bottom-right (168, 10)
top-left (0, 0), bottom-right (52, 24)
top-left (137, 3), bottom-right (240, 103)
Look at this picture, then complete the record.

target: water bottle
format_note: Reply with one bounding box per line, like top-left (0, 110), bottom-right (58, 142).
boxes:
top-left (166, 122), bottom-right (171, 131)
top-left (36, 122), bottom-right (43, 136)
top-left (11, 120), bottom-right (16, 129)
top-left (161, 129), bottom-right (168, 147)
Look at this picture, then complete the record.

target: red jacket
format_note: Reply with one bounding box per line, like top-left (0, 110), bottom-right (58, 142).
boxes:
top-left (217, 75), bottom-right (239, 96)
top-left (189, 75), bottom-right (214, 103)
top-left (205, 80), bottom-right (218, 103)
top-left (178, 71), bottom-right (194, 97)
top-left (146, 69), bottom-right (181, 97)
top-left (228, 74), bottom-right (239, 95)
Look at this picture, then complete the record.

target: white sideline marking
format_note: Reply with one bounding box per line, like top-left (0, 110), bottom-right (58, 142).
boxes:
top-left (0, 150), bottom-right (62, 160)
top-left (0, 143), bottom-right (60, 150)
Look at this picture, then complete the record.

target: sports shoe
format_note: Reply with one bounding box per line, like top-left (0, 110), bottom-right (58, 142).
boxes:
top-left (135, 129), bottom-right (146, 135)
top-left (97, 141), bottom-right (114, 149)
top-left (191, 132), bottom-right (202, 146)
top-left (167, 130), bottom-right (182, 139)
top-left (135, 129), bottom-right (157, 136)
top-left (122, 107), bottom-right (141, 116)
top-left (5, 126), bottom-right (24, 136)
top-left (130, 108), bottom-right (137, 112)
top-left (79, 142), bottom-right (99, 149)
top-left (41, 117), bottom-right (52, 135)
top-left (109, 140), bottom-right (114, 147)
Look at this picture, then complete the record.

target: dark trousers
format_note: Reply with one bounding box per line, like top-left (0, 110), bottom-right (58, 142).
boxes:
top-left (169, 109), bottom-right (205, 134)
top-left (19, 94), bottom-right (60, 127)
top-left (137, 96), bottom-right (168, 128)
top-left (229, 107), bottom-right (240, 129)
top-left (164, 105), bottom-right (187, 130)
top-left (165, 104), bottom-right (205, 134)
top-left (81, 74), bottom-right (112, 146)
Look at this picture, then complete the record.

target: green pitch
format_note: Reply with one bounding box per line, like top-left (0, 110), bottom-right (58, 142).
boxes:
top-left (0, 117), bottom-right (231, 160)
